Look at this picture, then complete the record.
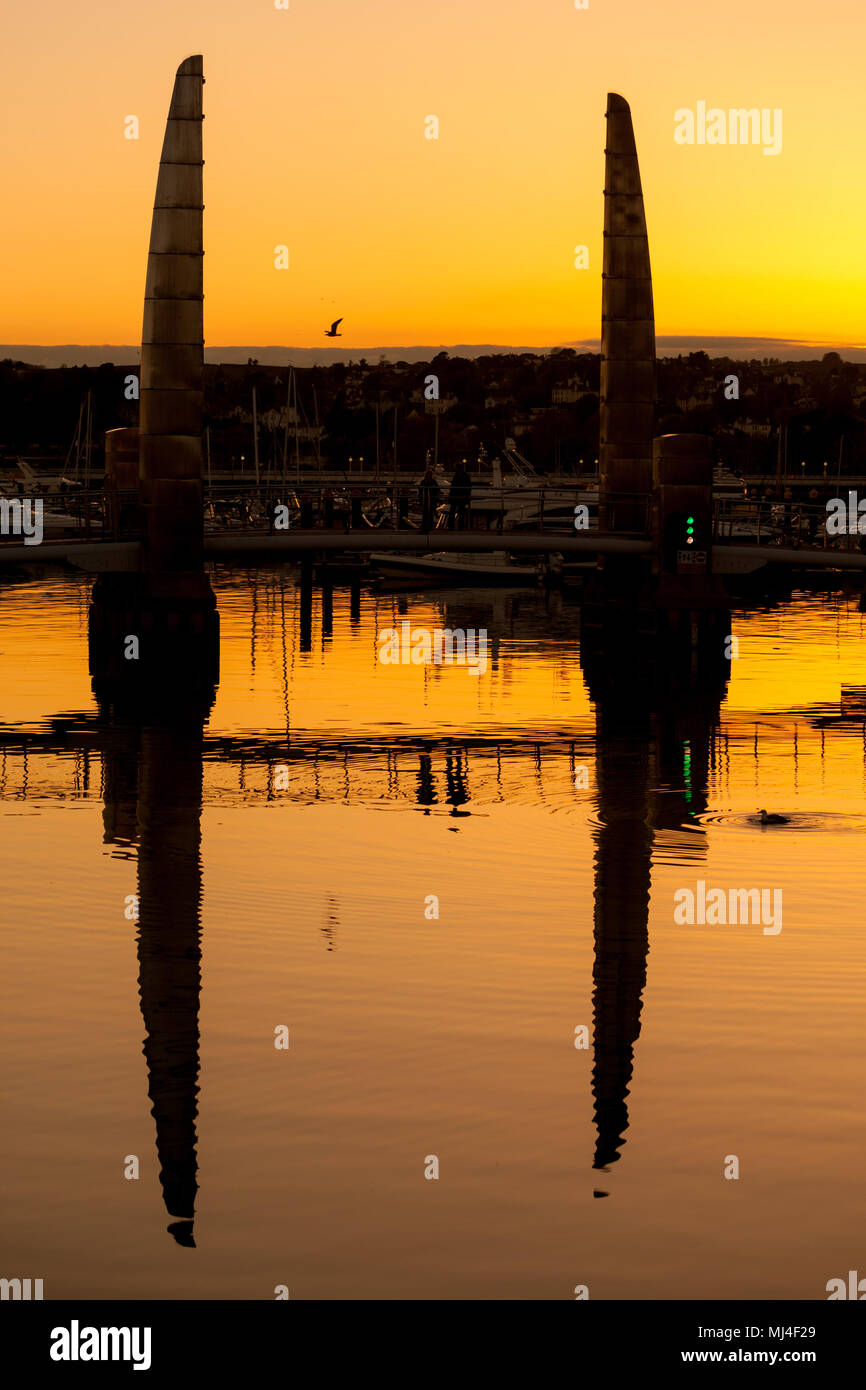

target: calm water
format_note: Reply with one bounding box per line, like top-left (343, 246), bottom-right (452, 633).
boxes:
top-left (2, 567), bottom-right (866, 1300)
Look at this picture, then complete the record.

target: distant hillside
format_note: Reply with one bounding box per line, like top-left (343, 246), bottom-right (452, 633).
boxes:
top-left (3, 338), bottom-right (865, 368)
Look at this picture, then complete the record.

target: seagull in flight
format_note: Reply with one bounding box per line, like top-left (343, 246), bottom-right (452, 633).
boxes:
top-left (325, 317), bottom-right (343, 337)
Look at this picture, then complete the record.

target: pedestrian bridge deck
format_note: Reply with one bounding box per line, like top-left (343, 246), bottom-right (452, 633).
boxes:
top-left (2, 529), bottom-right (866, 571)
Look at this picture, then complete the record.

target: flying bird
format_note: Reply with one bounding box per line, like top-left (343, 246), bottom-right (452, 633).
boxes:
top-left (325, 318), bottom-right (343, 337)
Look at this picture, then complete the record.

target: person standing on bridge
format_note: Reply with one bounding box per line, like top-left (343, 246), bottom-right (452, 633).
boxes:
top-left (419, 467), bottom-right (441, 531)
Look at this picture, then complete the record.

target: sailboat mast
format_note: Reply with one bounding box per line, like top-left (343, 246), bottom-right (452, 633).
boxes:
top-left (69, 399), bottom-right (84, 482)
top-left (283, 369), bottom-right (291, 486)
top-left (252, 386), bottom-right (260, 486)
top-left (294, 370), bottom-right (300, 482)
top-left (83, 389), bottom-right (92, 490)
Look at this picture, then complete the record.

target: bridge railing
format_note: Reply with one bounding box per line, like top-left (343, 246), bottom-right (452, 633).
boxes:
top-left (0, 488), bottom-right (139, 545)
top-left (201, 482), bottom-right (653, 536)
top-left (713, 498), bottom-right (866, 552)
top-left (0, 482), bottom-right (656, 546)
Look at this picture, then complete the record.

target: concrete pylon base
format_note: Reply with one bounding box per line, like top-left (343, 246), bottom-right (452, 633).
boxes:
top-left (653, 573), bottom-right (731, 611)
top-left (88, 573), bottom-right (219, 715)
top-left (580, 564), bottom-right (732, 698)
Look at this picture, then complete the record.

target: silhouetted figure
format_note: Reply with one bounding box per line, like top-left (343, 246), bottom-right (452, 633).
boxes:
top-left (325, 318), bottom-right (343, 337)
top-left (759, 808), bottom-right (789, 824)
top-left (416, 750), bottom-right (437, 811)
top-left (444, 750), bottom-right (470, 814)
top-left (419, 468), bottom-right (441, 530)
top-left (447, 464), bottom-right (472, 531)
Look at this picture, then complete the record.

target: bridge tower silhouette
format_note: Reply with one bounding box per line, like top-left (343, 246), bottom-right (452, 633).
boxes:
top-left (90, 55), bottom-right (218, 710)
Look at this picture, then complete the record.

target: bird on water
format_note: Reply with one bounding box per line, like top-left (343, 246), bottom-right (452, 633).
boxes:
top-left (325, 317), bottom-right (343, 337)
top-left (759, 809), bottom-right (789, 824)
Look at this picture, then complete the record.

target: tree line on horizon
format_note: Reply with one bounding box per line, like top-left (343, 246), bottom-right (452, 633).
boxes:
top-left (0, 349), bottom-right (863, 479)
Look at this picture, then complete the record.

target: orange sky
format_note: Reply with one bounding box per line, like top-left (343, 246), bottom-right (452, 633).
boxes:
top-left (1, 0), bottom-right (864, 348)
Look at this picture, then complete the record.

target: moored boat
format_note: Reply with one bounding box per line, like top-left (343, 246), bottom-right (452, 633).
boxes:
top-left (368, 549), bottom-right (538, 584)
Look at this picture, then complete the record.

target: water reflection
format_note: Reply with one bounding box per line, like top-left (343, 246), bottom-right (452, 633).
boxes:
top-left (582, 611), bottom-right (729, 1180)
top-left (4, 570), bottom-right (865, 1251)
top-left (102, 575), bottom-right (728, 1224)
top-left (134, 725), bottom-right (206, 1246)
top-left (90, 575), bottom-right (217, 1246)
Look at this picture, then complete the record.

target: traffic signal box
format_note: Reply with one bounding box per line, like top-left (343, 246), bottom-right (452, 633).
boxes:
top-left (652, 435), bottom-right (714, 577)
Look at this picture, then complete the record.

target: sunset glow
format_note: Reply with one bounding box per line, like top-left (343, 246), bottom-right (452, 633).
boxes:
top-left (2, 0), bottom-right (864, 349)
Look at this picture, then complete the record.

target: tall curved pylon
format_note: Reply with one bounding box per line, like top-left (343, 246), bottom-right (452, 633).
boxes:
top-left (139, 55), bottom-right (205, 573)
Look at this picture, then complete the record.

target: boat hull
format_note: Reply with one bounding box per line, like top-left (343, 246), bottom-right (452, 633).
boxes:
top-left (368, 551), bottom-right (538, 585)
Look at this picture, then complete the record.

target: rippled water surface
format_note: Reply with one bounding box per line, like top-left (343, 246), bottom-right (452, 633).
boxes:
top-left (1, 569), bottom-right (865, 1299)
